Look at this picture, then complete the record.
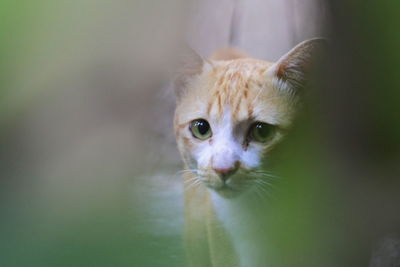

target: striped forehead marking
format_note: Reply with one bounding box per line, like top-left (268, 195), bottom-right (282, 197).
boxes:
top-left (206, 63), bottom-right (265, 121)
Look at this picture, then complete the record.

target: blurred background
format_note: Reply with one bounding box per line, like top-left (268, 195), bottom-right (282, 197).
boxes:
top-left (0, 0), bottom-right (399, 266)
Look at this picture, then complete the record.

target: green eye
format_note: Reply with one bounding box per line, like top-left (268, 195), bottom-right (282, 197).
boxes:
top-left (250, 122), bottom-right (274, 142)
top-left (190, 119), bottom-right (212, 140)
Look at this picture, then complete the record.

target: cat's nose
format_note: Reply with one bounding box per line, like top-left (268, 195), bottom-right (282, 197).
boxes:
top-left (213, 162), bottom-right (239, 181)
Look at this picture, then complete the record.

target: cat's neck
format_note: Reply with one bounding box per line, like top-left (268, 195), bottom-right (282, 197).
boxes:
top-left (183, 172), bottom-right (271, 267)
top-left (210, 189), bottom-right (272, 267)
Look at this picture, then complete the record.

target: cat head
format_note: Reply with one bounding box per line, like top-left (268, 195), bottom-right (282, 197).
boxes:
top-left (174, 39), bottom-right (325, 198)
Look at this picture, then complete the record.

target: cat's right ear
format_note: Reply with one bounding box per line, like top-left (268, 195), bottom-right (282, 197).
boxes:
top-left (267, 38), bottom-right (326, 94)
top-left (174, 48), bottom-right (211, 100)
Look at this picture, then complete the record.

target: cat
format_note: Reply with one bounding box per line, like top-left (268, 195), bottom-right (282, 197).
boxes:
top-left (174, 39), bottom-right (324, 267)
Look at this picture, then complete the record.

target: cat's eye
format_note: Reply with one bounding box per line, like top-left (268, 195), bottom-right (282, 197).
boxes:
top-left (190, 119), bottom-right (212, 140)
top-left (249, 122), bottom-right (274, 143)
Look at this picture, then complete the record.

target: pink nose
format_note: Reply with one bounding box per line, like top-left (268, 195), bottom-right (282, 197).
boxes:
top-left (213, 163), bottom-right (239, 181)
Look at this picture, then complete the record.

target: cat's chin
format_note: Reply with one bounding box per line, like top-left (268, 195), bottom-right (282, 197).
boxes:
top-left (210, 185), bottom-right (244, 199)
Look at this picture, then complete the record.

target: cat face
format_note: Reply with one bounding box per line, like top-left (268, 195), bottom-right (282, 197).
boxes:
top-left (174, 39), bottom-right (324, 198)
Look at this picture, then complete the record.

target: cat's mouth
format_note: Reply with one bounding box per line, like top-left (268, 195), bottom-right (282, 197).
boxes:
top-left (195, 169), bottom-right (266, 198)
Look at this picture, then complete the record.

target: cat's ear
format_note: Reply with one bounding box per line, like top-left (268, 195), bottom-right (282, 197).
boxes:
top-left (174, 47), bottom-right (212, 100)
top-left (267, 38), bottom-right (326, 93)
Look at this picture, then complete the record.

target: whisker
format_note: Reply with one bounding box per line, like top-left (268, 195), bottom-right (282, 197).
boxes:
top-left (184, 181), bottom-right (200, 191)
top-left (250, 172), bottom-right (279, 182)
top-left (257, 182), bottom-right (271, 195)
top-left (255, 178), bottom-right (276, 188)
top-left (258, 180), bottom-right (277, 194)
top-left (175, 169), bottom-right (198, 176)
top-left (254, 183), bottom-right (267, 201)
top-left (183, 176), bottom-right (203, 191)
top-left (260, 182), bottom-right (277, 201)
top-left (250, 170), bottom-right (278, 177)
top-left (183, 176), bottom-right (200, 184)
top-left (183, 175), bottom-right (201, 183)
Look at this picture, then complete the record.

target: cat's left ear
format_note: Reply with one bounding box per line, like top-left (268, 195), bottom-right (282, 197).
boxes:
top-left (267, 38), bottom-right (326, 93)
top-left (174, 47), bottom-right (212, 100)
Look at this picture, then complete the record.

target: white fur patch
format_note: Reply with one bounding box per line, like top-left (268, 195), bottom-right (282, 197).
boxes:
top-left (211, 191), bottom-right (272, 267)
top-left (192, 106), bottom-right (261, 172)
